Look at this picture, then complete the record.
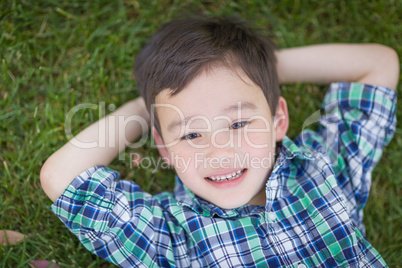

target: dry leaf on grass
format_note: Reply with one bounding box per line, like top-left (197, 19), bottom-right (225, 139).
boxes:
top-left (30, 260), bottom-right (60, 268)
top-left (0, 230), bottom-right (26, 245)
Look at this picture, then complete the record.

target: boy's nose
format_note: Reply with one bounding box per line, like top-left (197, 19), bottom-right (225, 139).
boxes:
top-left (205, 131), bottom-right (237, 159)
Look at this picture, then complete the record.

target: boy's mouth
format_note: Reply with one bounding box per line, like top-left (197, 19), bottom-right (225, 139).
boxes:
top-left (206, 169), bottom-right (246, 182)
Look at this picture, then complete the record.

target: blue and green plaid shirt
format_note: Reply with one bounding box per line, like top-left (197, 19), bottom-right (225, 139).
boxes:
top-left (52, 82), bottom-right (396, 267)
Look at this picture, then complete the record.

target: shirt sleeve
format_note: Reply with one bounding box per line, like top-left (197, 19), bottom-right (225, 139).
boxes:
top-left (51, 166), bottom-right (176, 267)
top-left (297, 82), bottom-right (397, 230)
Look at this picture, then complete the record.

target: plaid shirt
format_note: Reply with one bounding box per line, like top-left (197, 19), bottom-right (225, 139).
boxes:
top-left (52, 82), bottom-right (396, 267)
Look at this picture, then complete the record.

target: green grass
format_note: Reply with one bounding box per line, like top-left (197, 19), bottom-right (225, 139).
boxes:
top-left (1, 0), bottom-right (401, 266)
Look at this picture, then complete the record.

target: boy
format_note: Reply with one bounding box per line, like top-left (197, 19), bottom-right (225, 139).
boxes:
top-left (40, 17), bottom-right (399, 267)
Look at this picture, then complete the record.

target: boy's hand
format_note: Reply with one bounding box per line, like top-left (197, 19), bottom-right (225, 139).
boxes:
top-left (276, 44), bottom-right (399, 89)
top-left (40, 97), bottom-right (150, 202)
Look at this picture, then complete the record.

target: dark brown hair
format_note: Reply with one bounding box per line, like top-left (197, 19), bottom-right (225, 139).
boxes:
top-left (133, 16), bottom-right (279, 135)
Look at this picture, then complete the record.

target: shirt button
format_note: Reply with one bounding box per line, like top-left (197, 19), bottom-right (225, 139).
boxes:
top-left (298, 263), bottom-right (307, 268)
top-left (268, 212), bottom-right (276, 220)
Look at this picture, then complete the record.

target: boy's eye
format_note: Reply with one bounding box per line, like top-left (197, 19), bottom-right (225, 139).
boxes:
top-left (230, 121), bottom-right (249, 130)
top-left (181, 133), bottom-right (201, 140)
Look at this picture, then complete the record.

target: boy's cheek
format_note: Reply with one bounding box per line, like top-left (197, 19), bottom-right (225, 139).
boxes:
top-left (242, 132), bottom-right (274, 149)
top-left (167, 149), bottom-right (197, 171)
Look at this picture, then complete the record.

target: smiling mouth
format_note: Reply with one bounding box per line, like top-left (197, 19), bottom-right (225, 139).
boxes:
top-left (206, 169), bottom-right (246, 182)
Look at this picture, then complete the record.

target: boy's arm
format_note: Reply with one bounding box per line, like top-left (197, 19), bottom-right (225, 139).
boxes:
top-left (40, 97), bottom-right (150, 202)
top-left (276, 43), bottom-right (399, 89)
top-left (277, 44), bottom-right (399, 230)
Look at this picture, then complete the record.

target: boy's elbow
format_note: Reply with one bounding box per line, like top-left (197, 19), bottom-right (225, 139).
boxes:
top-left (40, 160), bottom-right (59, 202)
top-left (40, 161), bottom-right (52, 196)
top-left (371, 45), bottom-right (399, 89)
top-left (381, 45), bottom-right (399, 89)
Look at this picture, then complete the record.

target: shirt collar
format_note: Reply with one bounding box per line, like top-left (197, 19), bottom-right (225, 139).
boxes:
top-left (172, 136), bottom-right (315, 218)
top-left (172, 177), bottom-right (264, 218)
top-left (280, 136), bottom-right (315, 160)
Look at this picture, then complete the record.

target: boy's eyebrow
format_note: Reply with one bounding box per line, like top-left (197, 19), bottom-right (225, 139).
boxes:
top-left (223, 101), bottom-right (257, 113)
top-left (166, 101), bottom-right (257, 132)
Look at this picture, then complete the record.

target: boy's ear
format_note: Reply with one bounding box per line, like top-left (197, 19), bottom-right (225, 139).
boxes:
top-left (152, 126), bottom-right (173, 165)
top-left (274, 96), bottom-right (289, 142)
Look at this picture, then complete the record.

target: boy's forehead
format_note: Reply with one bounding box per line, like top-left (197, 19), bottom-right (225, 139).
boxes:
top-left (154, 91), bottom-right (256, 124)
top-left (154, 66), bottom-right (259, 102)
top-left (155, 70), bottom-right (251, 109)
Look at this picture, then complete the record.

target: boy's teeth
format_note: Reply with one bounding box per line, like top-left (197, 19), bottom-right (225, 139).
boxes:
top-left (207, 169), bottom-right (245, 182)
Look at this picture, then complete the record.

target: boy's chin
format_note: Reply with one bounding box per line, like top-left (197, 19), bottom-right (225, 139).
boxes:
top-left (201, 173), bottom-right (268, 209)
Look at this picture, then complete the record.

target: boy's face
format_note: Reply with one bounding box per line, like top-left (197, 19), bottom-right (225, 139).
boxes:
top-left (154, 66), bottom-right (288, 209)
